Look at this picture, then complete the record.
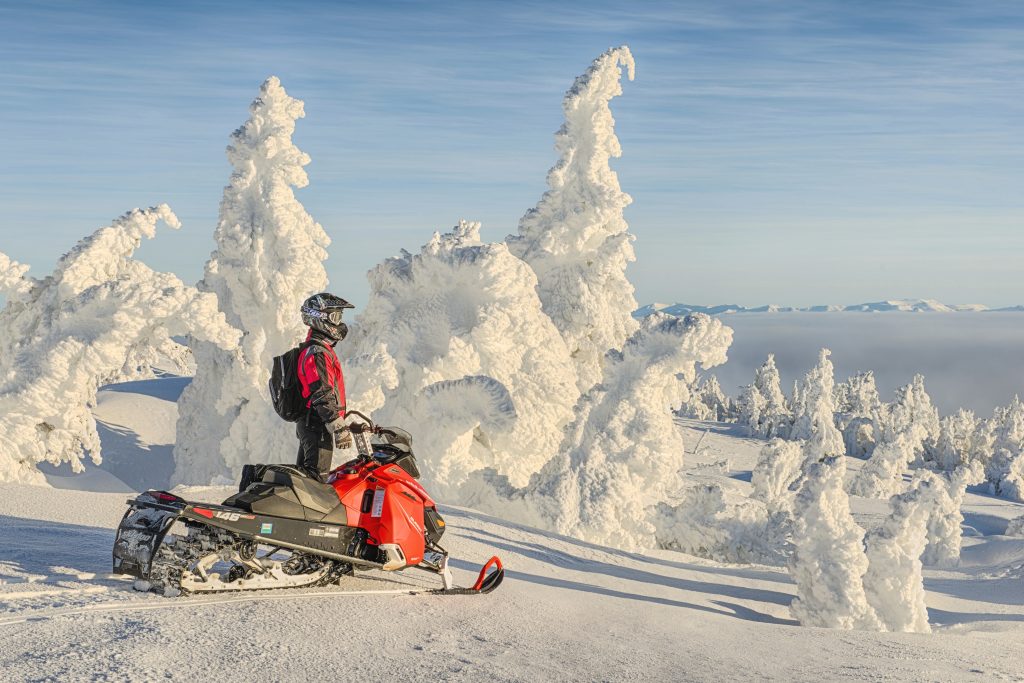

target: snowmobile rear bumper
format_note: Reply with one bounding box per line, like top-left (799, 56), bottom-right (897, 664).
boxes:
top-left (112, 491), bottom-right (185, 579)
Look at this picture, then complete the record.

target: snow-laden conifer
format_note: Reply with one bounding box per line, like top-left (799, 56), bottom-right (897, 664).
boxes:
top-left (789, 349), bottom-right (844, 459)
top-left (508, 46), bottom-right (638, 393)
top-left (751, 439), bottom-right (805, 512)
top-left (174, 77), bottom-right (330, 484)
top-left (848, 428), bottom-right (923, 498)
top-left (987, 396), bottom-right (1024, 500)
top-left (754, 354), bottom-right (791, 437)
top-left (875, 374), bottom-right (940, 449)
top-left (654, 482), bottom-right (789, 565)
top-left (863, 474), bottom-right (937, 633)
top-left (928, 409), bottom-right (980, 471)
top-left (921, 462), bottom-right (984, 566)
top-left (789, 456), bottom-right (883, 630)
top-left (735, 383), bottom-right (766, 437)
top-left (0, 207), bottom-right (238, 483)
top-left (342, 220), bottom-right (579, 495)
top-left (543, 313), bottom-right (732, 550)
top-left (835, 371), bottom-right (881, 456)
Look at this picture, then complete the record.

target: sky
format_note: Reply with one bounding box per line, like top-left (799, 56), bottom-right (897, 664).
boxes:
top-left (1, 0), bottom-right (1021, 309)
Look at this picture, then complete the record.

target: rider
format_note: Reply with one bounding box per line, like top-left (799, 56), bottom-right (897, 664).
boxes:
top-left (296, 292), bottom-right (354, 480)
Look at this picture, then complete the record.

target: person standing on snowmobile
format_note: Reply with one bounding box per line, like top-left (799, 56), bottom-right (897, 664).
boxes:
top-left (296, 292), bottom-right (355, 480)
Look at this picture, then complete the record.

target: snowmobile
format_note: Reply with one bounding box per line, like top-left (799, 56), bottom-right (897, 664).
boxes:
top-left (112, 411), bottom-right (503, 596)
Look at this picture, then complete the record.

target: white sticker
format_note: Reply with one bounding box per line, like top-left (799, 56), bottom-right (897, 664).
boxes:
top-left (371, 488), bottom-right (386, 518)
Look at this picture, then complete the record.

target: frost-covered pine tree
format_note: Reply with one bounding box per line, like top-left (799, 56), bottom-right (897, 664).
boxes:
top-left (862, 475), bottom-right (935, 633)
top-left (848, 428), bottom-right (924, 499)
top-left (653, 482), bottom-right (789, 565)
top-left (789, 349), bottom-right (844, 460)
top-left (927, 409), bottom-right (979, 471)
top-left (537, 313), bottom-right (732, 550)
top-left (875, 375), bottom-right (940, 451)
top-left (921, 462), bottom-right (984, 566)
top-left (835, 371), bottom-right (881, 457)
top-left (507, 46), bottom-right (638, 393)
top-left (735, 383), bottom-right (766, 437)
top-left (789, 456), bottom-right (883, 630)
top-left (341, 220), bottom-right (579, 495)
top-left (174, 77), bottom-right (330, 484)
top-left (0, 207), bottom-right (238, 483)
top-left (753, 354), bottom-right (791, 437)
top-left (751, 439), bottom-right (805, 513)
top-left (988, 396), bottom-right (1024, 499)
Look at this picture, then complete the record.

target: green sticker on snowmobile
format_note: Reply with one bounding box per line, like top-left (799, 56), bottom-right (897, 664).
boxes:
top-left (260, 523), bottom-right (273, 534)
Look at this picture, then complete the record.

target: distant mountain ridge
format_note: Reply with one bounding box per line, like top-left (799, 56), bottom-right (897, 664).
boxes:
top-left (634, 299), bottom-right (1024, 318)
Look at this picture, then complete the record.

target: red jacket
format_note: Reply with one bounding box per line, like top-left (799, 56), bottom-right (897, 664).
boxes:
top-left (297, 330), bottom-right (346, 425)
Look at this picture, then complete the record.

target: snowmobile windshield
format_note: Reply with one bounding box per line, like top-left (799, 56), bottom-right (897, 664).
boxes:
top-left (375, 427), bottom-right (412, 453)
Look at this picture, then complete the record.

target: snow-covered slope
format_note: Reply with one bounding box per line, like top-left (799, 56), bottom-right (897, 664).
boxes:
top-left (3, 381), bottom-right (1024, 681)
top-left (636, 299), bottom-right (1018, 317)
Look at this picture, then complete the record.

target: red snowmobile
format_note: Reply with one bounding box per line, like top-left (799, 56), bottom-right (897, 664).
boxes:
top-left (112, 411), bottom-right (503, 596)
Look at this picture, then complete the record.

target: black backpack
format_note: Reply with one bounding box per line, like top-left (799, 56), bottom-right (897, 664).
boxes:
top-left (269, 343), bottom-right (309, 422)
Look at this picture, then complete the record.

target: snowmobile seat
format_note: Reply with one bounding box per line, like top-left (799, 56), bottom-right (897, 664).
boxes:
top-left (223, 464), bottom-right (346, 522)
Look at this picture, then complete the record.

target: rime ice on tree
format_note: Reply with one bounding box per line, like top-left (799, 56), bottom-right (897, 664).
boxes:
top-left (0, 207), bottom-right (238, 483)
top-left (343, 220), bottom-right (579, 494)
top-left (174, 77), bottom-right (330, 484)
top-left (508, 46), bottom-right (639, 394)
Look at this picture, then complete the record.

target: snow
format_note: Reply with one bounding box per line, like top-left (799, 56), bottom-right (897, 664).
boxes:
top-left (4, 394), bottom-right (1024, 680)
top-left (4, 46), bottom-right (1024, 680)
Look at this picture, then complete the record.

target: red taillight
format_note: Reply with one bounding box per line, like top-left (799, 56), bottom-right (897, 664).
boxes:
top-left (154, 491), bottom-right (182, 503)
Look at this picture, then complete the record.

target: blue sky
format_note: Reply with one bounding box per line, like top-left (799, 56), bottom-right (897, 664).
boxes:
top-left (1, 0), bottom-right (1021, 308)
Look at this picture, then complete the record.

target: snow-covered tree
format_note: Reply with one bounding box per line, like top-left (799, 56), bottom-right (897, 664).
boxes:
top-left (539, 313), bottom-right (732, 550)
top-left (342, 220), bottom-right (579, 495)
top-left (174, 76), bottom-right (330, 484)
top-left (507, 46), bottom-right (638, 393)
top-left (789, 349), bottom-right (844, 460)
top-left (654, 482), bottom-right (789, 565)
top-left (862, 475), bottom-right (935, 633)
top-left (988, 396), bottom-right (1024, 500)
top-left (789, 456), bottom-right (883, 630)
top-left (848, 428), bottom-right (923, 499)
top-left (0, 207), bottom-right (238, 483)
top-left (875, 375), bottom-right (940, 451)
top-left (921, 462), bottom-right (984, 566)
top-left (927, 409), bottom-right (980, 471)
top-left (753, 354), bottom-right (791, 437)
top-left (835, 371), bottom-right (881, 457)
top-left (678, 375), bottom-right (730, 422)
top-left (735, 383), bottom-right (766, 437)
top-left (751, 439), bottom-right (805, 513)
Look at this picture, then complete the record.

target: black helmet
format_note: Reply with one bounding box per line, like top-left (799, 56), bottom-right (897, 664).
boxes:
top-left (301, 292), bottom-right (354, 342)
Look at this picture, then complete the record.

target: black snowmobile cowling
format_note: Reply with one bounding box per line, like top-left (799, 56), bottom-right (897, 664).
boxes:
top-left (112, 413), bottom-right (503, 597)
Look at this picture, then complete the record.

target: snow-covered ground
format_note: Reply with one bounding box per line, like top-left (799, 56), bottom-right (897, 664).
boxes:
top-left (3, 379), bottom-right (1024, 681)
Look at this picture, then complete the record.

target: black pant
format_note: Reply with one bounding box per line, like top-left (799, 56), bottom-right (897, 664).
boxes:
top-left (296, 415), bottom-right (333, 479)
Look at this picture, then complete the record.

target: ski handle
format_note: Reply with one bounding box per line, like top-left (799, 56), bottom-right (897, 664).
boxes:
top-left (472, 556), bottom-right (503, 591)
